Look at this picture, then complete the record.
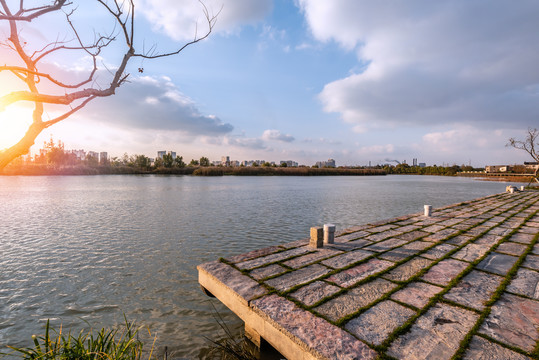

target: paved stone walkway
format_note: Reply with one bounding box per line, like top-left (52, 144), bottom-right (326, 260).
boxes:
top-left (198, 191), bottom-right (539, 359)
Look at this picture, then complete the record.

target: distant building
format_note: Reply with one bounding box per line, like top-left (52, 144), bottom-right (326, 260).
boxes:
top-left (316, 159), bottom-right (336, 168)
top-left (99, 152), bottom-right (108, 164)
top-left (412, 158), bottom-right (418, 166)
top-left (87, 151), bottom-right (99, 159)
top-left (69, 149), bottom-right (86, 160)
top-left (485, 165), bottom-right (511, 173)
top-left (221, 156), bottom-right (230, 166)
top-left (418, 163), bottom-right (426, 168)
top-left (157, 151), bottom-right (176, 160)
top-left (280, 160), bottom-right (298, 167)
top-left (524, 161), bottom-right (539, 171)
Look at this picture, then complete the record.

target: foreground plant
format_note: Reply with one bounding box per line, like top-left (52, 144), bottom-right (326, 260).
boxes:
top-left (3, 317), bottom-right (154, 360)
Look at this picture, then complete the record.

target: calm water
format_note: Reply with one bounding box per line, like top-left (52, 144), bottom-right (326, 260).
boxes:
top-left (0, 175), bottom-right (507, 358)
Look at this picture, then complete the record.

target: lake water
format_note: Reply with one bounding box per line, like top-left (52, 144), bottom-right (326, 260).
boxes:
top-left (0, 175), bottom-right (507, 358)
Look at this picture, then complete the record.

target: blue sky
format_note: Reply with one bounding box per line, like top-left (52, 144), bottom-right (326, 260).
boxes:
top-left (1, 0), bottom-right (538, 166)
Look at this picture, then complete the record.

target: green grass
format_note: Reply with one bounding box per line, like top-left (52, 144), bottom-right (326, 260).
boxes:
top-left (3, 317), bottom-right (152, 360)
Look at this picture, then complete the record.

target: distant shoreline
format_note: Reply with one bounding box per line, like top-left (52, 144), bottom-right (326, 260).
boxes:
top-left (0, 165), bottom-right (386, 177)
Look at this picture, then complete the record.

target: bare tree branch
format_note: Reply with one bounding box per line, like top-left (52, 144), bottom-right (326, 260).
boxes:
top-left (0, 0), bottom-right (217, 171)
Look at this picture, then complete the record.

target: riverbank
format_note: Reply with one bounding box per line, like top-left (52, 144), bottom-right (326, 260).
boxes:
top-left (1, 164), bottom-right (385, 176)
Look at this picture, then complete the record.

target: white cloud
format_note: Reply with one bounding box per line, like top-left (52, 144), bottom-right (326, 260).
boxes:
top-left (85, 75), bottom-right (233, 136)
top-left (262, 129), bottom-right (295, 142)
top-left (298, 0), bottom-right (539, 130)
top-left (139, 0), bottom-right (272, 41)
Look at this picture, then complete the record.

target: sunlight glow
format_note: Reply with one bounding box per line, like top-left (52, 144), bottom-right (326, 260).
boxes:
top-left (0, 106), bottom-right (33, 151)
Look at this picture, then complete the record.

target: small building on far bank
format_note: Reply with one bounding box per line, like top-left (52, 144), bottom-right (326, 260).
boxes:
top-left (485, 165), bottom-right (511, 173)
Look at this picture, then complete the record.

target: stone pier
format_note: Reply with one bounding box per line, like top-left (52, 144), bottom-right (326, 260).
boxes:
top-left (198, 191), bottom-right (539, 359)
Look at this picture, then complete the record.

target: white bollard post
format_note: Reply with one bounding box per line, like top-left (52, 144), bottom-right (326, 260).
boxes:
top-left (520, 186), bottom-right (525, 191)
top-left (323, 224), bottom-right (336, 244)
top-left (424, 205), bottom-right (432, 217)
top-left (509, 187), bottom-right (515, 194)
top-left (310, 227), bottom-right (323, 248)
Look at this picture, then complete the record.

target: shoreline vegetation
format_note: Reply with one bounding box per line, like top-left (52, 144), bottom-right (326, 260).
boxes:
top-left (0, 164), bottom-right (386, 176)
top-left (1, 163), bottom-right (535, 182)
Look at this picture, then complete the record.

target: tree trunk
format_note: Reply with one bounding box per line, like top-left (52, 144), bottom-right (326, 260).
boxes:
top-left (0, 121), bottom-right (45, 171)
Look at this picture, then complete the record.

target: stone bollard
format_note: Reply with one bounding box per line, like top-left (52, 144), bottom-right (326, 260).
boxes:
top-left (520, 186), bottom-right (525, 191)
top-left (424, 205), bottom-right (432, 217)
top-left (509, 187), bottom-right (515, 194)
top-left (323, 224), bottom-right (336, 244)
top-left (310, 227), bottom-right (324, 248)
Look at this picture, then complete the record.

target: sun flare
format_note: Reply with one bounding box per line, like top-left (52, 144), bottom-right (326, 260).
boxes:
top-left (0, 106), bottom-right (34, 151)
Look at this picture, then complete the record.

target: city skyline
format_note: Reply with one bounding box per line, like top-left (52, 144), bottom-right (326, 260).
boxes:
top-left (1, 1), bottom-right (538, 167)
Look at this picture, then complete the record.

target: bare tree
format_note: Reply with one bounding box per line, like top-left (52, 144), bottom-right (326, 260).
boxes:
top-left (507, 127), bottom-right (539, 184)
top-left (0, 0), bottom-right (218, 170)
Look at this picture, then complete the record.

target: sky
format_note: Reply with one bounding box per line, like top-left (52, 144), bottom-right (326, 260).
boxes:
top-left (1, 0), bottom-right (539, 167)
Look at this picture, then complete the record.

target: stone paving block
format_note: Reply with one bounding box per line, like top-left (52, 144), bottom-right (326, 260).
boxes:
top-left (522, 254), bottom-right (539, 271)
top-left (396, 224), bottom-right (421, 233)
top-left (321, 249), bottom-right (373, 269)
top-left (479, 293), bottom-right (539, 352)
top-left (388, 303), bottom-right (479, 360)
top-left (463, 336), bottom-right (532, 360)
top-left (379, 241), bottom-right (432, 262)
top-left (264, 264), bottom-right (331, 292)
top-left (446, 234), bottom-right (474, 246)
top-left (328, 238), bottom-right (372, 251)
top-left (423, 228), bottom-right (460, 242)
top-left (474, 234), bottom-right (504, 247)
top-left (487, 226), bottom-right (514, 236)
top-left (383, 257), bottom-right (433, 282)
top-left (327, 258), bottom-right (394, 288)
top-left (500, 221), bottom-right (523, 229)
top-left (422, 258), bottom-right (469, 286)
top-left (366, 224), bottom-right (397, 233)
top-left (510, 232), bottom-right (535, 244)
top-left (452, 243), bottom-right (491, 262)
top-left (444, 270), bottom-right (503, 310)
top-left (519, 226), bottom-right (538, 234)
top-left (236, 247), bottom-right (311, 270)
top-left (334, 231), bottom-right (370, 242)
top-left (345, 300), bottom-right (416, 345)
top-left (364, 238), bottom-right (408, 252)
top-left (283, 248), bottom-right (342, 269)
top-left (452, 223), bottom-right (474, 230)
top-left (437, 218), bottom-right (464, 226)
top-left (280, 239), bottom-right (310, 249)
top-left (289, 280), bottom-right (341, 307)
top-left (227, 245), bottom-right (283, 263)
top-left (532, 243), bottom-right (539, 255)
top-left (391, 282), bottom-right (443, 309)
top-left (395, 230), bottom-right (430, 242)
top-left (251, 295), bottom-right (378, 360)
top-left (476, 253), bottom-right (519, 276)
top-left (506, 268), bottom-right (539, 300)
top-left (365, 229), bottom-right (403, 242)
top-left (198, 261), bottom-right (267, 302)
top-left (422, 243), bottom-right (457, 260)
top-left (464, 225), bottom-right (492, 236)
top-left (422, 224), bottom-right (447, 233)
top-left (526, 220), bottom-right (539, 228)
top-left (496, 242), bottom-right (528, 256)
top-left (314, 278), bottom-right (397, 322)
top-left (250, 264), bottom-right (287, 280)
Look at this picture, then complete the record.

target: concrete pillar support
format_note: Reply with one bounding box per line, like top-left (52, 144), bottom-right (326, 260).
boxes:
top-left (324, 224), bottom-right (336, 244)
top-left (310, 227), bottom-right (324, 248)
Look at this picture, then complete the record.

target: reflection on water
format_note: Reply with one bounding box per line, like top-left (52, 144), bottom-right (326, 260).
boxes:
top-left (0, 175), bottom-right (506, 358)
